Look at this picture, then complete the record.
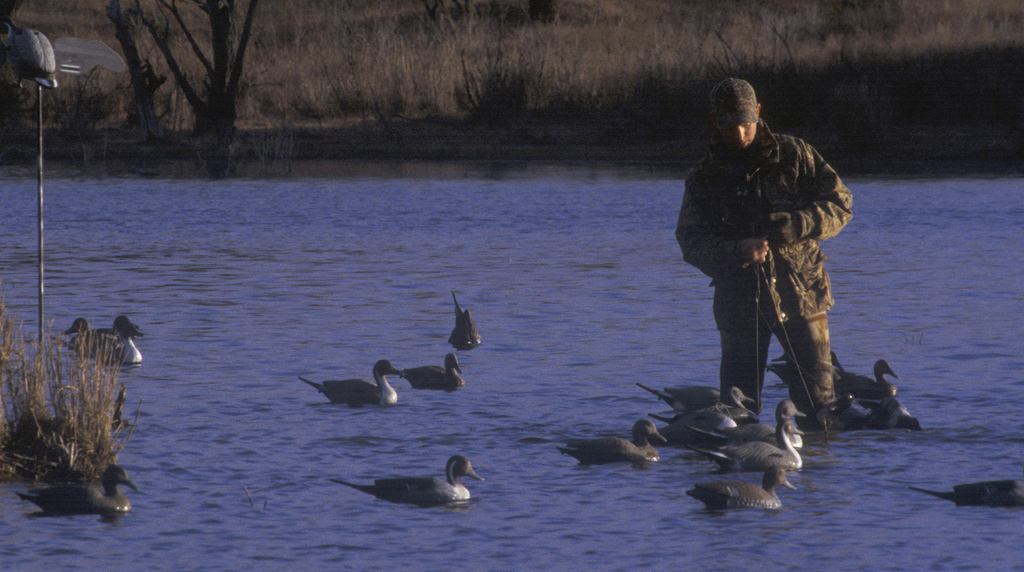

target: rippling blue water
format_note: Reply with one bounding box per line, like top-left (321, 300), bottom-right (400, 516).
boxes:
top-left (0, 166), bottom-right (1022, 571)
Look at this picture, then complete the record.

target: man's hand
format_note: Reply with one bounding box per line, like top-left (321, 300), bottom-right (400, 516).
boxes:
top-left (738, 238), bottom-right (769, 264)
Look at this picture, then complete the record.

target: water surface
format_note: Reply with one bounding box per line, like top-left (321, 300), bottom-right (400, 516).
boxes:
top-left (0, 168), bottom-right (1022, 571)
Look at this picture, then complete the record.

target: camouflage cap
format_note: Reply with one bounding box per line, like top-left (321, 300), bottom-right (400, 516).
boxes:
top-left (710, 78), bottom-right (759, 127)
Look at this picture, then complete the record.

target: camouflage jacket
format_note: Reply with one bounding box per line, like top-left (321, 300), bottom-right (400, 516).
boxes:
top-left (675, 121), bottom-right (852, 326)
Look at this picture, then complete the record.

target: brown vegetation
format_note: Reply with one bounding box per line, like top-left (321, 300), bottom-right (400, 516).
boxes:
top-left (2, 0), bottom-right (1023, 173)
top-left (0, 300), bottom-right (128, 482)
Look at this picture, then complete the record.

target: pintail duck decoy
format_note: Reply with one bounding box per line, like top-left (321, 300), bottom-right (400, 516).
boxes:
top-left (447, 291), bottom-right (481, 350)
top-left (331, 455), bottom-right (484, 507)
top-left (909, 465), bottom-right (1024, 507)
top-left (17, 464), bottom-right (139, 515)
top-left (401, 352), bottom-right (465, 391)
top-left (686, 466), bottom-right (796, 510)
top-left (299, 359), bottom-right (401, 406)
top-left (684, 411), bottom-right (802, 472)
top-left (64, 315), bottom-right (143, 365)
top-left (651, 408), bottom-right (739, 447)
top-left (832, 353), bottom-right (899, 399)
top-left (636, 383), bottom-right (757, 414)
top-left (2, 17), bottom-right (58, 88)
top-left (687, 400), bottom-right (806, 450)
top-left (558, 419), bottom-right (668, 465)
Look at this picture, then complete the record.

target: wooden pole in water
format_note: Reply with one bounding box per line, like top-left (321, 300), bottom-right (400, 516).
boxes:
top-left (37, 83), bottom-right (45, 343)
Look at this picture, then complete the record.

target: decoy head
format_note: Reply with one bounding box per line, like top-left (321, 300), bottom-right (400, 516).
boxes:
top-left (632, 418), bottom-right (668, 444)
top-left (446, 455), bottom-right (484, 484)
top-left (64, 317), bottom-right (90, 335)
top-left (776, 399), bottom-right (806, 419)
top-left (113, 315), bottom-right (144, 337)
top-left (765, 467), bottom-right (796, 491)
top-left (102, 464), bottom-right (139, 493)
top-left (372, 359), bottom-right (403, 378)
top-left (727, 386), bottom-right (758, 411)
top-left (444, 352), bottom-right (462, 373)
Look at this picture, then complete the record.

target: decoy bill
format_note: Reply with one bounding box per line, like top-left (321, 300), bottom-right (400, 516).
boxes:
top-left (331, 455), bottom-right (483, 507)
top-left (448, 291), bottom-right (481, 350)
top-left (17, 464), bottom-right (139, 516)
top-left (686, 466), bottom-right (796, 510)
top-left (558, 419), bottom-right (667, 465)
top-left (300, 359), bottom-right (401, 406)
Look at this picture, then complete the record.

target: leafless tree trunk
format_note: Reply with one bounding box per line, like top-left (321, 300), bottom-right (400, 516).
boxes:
top-left (133, 0), bottom-right (260, 145)
top-left (107, 0), bottom-right (165, 140)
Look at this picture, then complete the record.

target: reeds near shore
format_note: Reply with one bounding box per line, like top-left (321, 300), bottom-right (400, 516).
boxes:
top-left (0, 300), bottom-right (127, 482)
top-left (2, 0), bottom-right (1023, 163)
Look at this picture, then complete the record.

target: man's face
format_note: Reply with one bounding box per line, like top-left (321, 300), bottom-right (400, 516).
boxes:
top-left (715, 121), bottom-right (758, 150)
top-left (711, 103), bottom-right (761, 150)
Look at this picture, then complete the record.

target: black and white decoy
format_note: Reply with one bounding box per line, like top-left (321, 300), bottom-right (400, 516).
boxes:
top-left (331, 455), bottom-right (483, 507)
top-left (300, 359), bottom-right (401, 406)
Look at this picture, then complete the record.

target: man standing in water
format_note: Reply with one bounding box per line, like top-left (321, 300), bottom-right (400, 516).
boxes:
top-left (675, 78), bottom-right (852, 425)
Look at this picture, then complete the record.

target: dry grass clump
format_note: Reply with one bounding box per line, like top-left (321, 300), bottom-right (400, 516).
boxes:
top-left (0, 300), bottom-right (128, 483)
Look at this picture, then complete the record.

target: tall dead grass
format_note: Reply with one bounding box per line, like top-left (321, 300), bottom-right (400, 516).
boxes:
top-left (0, 299), bottom-right (127, 482)
top-left (3, 0), bottom-right (1023, 149)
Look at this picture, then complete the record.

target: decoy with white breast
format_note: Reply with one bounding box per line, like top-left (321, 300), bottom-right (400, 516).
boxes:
top-left (401, 352), bottom-right (465, 391)
top-left (331, 455), bottom-right (483, 507)
top-left (300, 359), bottom-right (401, 406)
top-left (686, 466), bottom-right (796, 510)
top-left (687, 400), bottom-right (806, 449)
top-left (684, 411), bottom-right (803, 472)
top-left (17, 464), bottom-right (139, 516)
top-left (558, 419), bottom-right (667, 465)
top-left (447, 291), bottom-right (481, 350)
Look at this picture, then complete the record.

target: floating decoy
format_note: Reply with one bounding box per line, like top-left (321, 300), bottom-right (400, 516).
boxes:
top-left (17, 464), bottom-right (138, 515)
top-left (818, 393), bottom-right (872, 431)
top-left (300, 359), bottom-right (401, 406)
top-left (2, 16), bottom-right (58, 88)
top-left (331, 455), bottom-right (483, 507)
top-left (652, 408), bottom-right (739, 447)
top-left (447, 291), bottom-right (481, 350)
top-left (558, 419), bottom-right (667, 465)
top-left (859, 396), bottom-right (921, 430)
top-left (909, 466), bottom-right (1024, 507)
top-left (401, 352), bottom-right (465, 391)
top-left (833, 355), bottom-right (899, 399)
top-left (686, 467), bottom-right (796, 510)
top-left (636, 383), bottom-right (756, 414)
top-left (684, 411), bottom-right (802, 472)
top-left (64, 315), bottom-right (143, 365)
top-left (688, 400), bottom-right (806, 449)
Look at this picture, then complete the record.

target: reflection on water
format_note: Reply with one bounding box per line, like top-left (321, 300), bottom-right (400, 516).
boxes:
top-left (0, 170), bottom-right (1022, 571)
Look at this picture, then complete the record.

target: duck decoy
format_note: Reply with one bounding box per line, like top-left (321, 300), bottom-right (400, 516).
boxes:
top-left (636, 383), bottom-right (757, 414)
top-left (688, 400), bottom-right (806, 449)
top-left (557, 419), bottom-right (667, 465)
top-left (817, 393), bottom-right (872, 431)
top-left (447, 291), bottom-right (481, 350)
top-left (859, 396), bottom-right (922, 430)
top-left (2, 17), bottom-right (58, 88)
top-left (401, 352), bottom-right (465, 391)
top-left (652, 407), bottom-right (738, 446)
top-left (17, 464), bottom-right (139, 515)
top-left (300, 359), bottom-right (401, 406)
top-left (909, 466), bottom-right (1024, 507)
top-left (684, 411), bottom-right (802, 472)
top-left (331, 455), bottom-right (483, 507)
top-left (832, 355), bottom-right (899, 399)
top-left (64, 315), bottom-right (143, 365)
top-left (686, 466), bottom-right (796, 510)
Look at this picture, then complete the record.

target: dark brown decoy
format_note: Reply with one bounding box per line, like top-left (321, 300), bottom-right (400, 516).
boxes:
top-left (448, 291), bottom-right (481, 350)
top-left (558, 419), bottom-right (667, 465)
top-left (833, 355), bottom-right (899, 399)
top-left (17, 464), bottom-right (139, 515)
top-left (686, 467), bottom-right (796, 510)
top-left (401, 352), bottom-right (465, 391)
